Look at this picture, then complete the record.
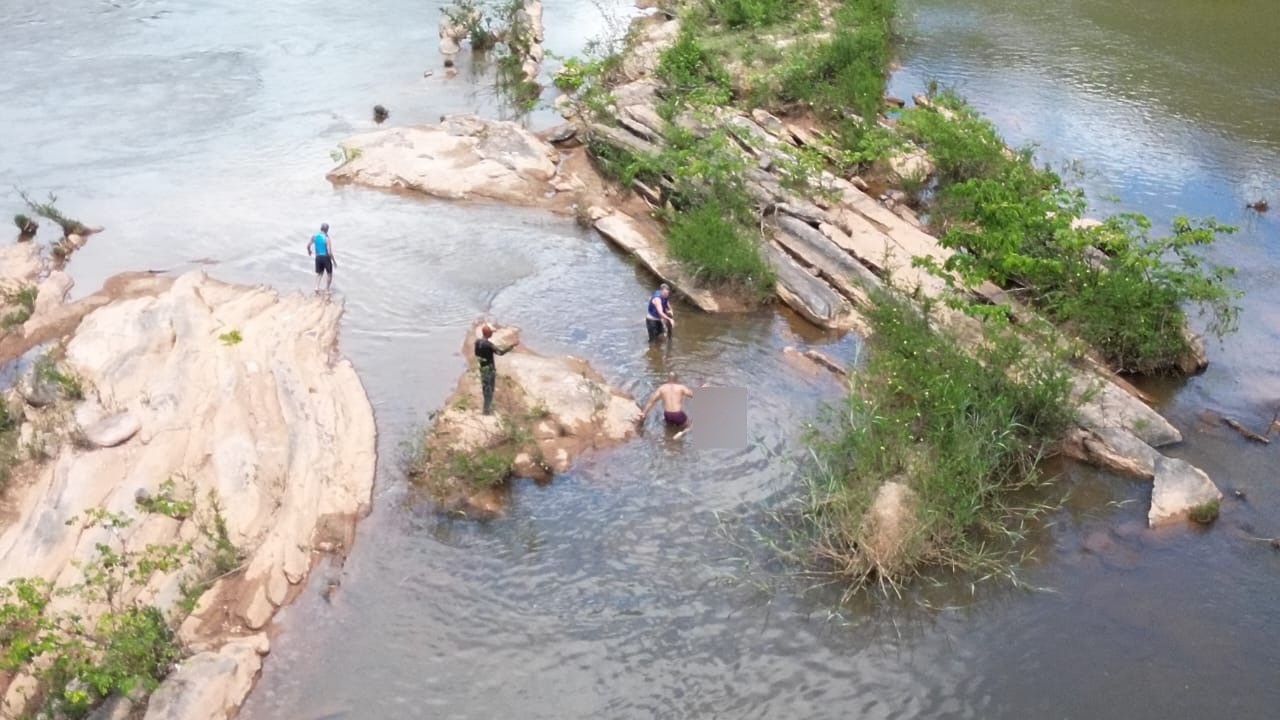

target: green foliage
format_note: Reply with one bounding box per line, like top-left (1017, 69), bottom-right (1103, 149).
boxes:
top-left (200, 491), bottom-right (241, 575)
top-left (35, 353), bottom-right (85, 400)
top-left (1188, 498), bottom-right (1220, 524)
top-left (2, 504), bottom-right (193, 718)
top-left (553, 56), bottom-right (588, 92)
top-left (666, 204), bottom-right (772, 294)
top-left (136, 479), bottom-right (194, 520)
top-left (219, 329), bottom-right (243, 346)
top-left (1, 284), bottom-right (37, 329)
top-left (772, 0), bottom-right (897, 122)
top-left (898, 100), bottom-right (1013, 183)
top-left (801, 293), bottom-right (1075, 589)
top-left (590, 125), bottom-right (774, 297)
top-left (657, 21), bottom-right (731, 105)
top-left (703, 0), bottom-right (797, 29)
top-left (329, 145), bottom-right (363, 164)
top-left (17, 188), bottom-right (89, 238)
top-left (14, 213), bottom-right (38, 235)
top-left (449, 447), bottom-right (515, 488)
top-left (906, 97), bottom-right (1240, 373)
top-left (443, 0), bottom-right (498, 49)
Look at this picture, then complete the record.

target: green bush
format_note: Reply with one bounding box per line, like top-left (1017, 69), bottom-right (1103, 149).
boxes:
top-left (904, 94), bottom-right (1239, 374)
top-left (703, 0), bottom-right (794, 28)
top-left (802, 294), bottom-right (1075, 588)
top-left (657, 22), bottom-right (731, 104)
top-left (773, 0), bottom-right (896, 122)
top-left (666, 204), bottom-right (772, 293)
top-left (898, 101), bottom-right (1015, 183)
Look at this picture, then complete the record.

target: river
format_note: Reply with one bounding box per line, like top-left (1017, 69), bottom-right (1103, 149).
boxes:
top-left (1, 0), bottom-right (1277, 718)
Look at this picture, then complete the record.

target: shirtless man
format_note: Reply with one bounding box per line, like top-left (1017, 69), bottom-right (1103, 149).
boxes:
top-left (640, 372), bottom-right (693, 438)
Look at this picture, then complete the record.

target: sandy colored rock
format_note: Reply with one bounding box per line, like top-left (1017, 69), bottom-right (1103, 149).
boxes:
top-left (142, 635), bottom-right (269, 720)
top-left (860, 481), bottom-right (922, 574)
top-left (0, 241), bottom-right (42, 289)
top-left (0, 271), bottom-right (375, 717)
top-left (81, 411), bottom-right (142, 448)
top-left (1149, 457), bottom-right (1222, 526)
top-left (327, 116), bottom-right (558, 206)
top-left (763, 242), bottom-right (864, 331)
top-left (887, 148), bottom-right (934, 182)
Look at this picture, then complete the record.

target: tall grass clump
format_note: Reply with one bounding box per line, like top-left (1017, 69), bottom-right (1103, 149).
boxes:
top-left (666, 204), bottom-right (771, 290)
top-left (589, 124), bottom-right (775, 299)
top-left (702, 0), bottom-right (797, 28)
top-left (656, 18), bottom-right (731, 105)
top-left (773, 0), bottom-right (896, 123)
top-left (902, 96), bottom-right (1239, 374)
top-left (801, 293), bottom-right (1075, 592)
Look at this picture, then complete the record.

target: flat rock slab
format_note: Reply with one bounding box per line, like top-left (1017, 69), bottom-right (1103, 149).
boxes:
top-left (592, 211), bottom-right (721, 312)
top-left (763, 242), bottom-right (863, 331)
top-left (327, 115), bottom-right (558, 206)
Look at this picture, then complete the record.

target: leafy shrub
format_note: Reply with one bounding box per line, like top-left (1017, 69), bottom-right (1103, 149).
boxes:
top-left (703, 0), bottom-right (795, 28)
top-left (666, 204), bottom-right (771, 294)
top-left (801, 294), bottom-right (1075, 589)
top-left (898, 102), bottom-right (1014, 183)
top-left (773, 0), bottom-right (896, 122)
top-left (657, 22), bottom-right (731, 104)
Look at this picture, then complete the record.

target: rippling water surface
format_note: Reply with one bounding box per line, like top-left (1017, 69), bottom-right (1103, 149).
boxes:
top-left (2, 0), bottom-right (1278, 717)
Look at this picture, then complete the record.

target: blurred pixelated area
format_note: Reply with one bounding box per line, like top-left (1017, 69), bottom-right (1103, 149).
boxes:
top-left (686, 387), bottom-right (748, 449)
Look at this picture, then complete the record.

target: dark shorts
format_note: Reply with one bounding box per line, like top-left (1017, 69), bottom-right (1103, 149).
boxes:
top-left (663, 410), bottom-right (688, 426)
top-left (315, 254), bottom-right (333, 275)
top-left (646, 317), bottom-right (665, 342)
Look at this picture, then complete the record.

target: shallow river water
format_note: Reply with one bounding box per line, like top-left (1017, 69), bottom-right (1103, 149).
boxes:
top-left (2, 0), bottom-right (1278, 717)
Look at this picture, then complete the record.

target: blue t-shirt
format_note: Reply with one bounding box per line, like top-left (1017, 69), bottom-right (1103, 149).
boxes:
top-left (647, 290), bottom-right (669, 320)
top-left (312, 232), bottom-right (329, 256)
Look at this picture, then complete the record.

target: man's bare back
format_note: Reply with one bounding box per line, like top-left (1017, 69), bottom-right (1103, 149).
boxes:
top-left (641, 374), bottom-right (693, 430)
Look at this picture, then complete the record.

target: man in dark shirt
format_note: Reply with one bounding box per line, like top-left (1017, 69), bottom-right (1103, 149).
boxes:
top-left (475, 324), bottom-right (518, 415)
top-left (646, 283), bottom-right (675, 342)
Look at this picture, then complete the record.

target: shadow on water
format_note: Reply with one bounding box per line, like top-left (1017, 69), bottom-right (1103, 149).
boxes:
top-left (2, 0), bottom-right (1279, 717)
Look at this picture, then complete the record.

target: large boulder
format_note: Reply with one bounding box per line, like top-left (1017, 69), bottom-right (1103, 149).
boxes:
top-left (142, 635), bottom-right (268, 720)
top-left (0, 271), bottom-right (376, 716)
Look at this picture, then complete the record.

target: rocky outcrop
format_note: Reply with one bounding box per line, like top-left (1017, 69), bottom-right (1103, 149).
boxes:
top-left (414, 324), bottom-right (639, 517)
top-left (1062, 426), bottom-right (1223, 526)
top-left (327, 116), bottom-right (559, 205)
top-left (0, 271), bottom-right (376, 718)
top-left (327, 115), bottom-right (740, 316)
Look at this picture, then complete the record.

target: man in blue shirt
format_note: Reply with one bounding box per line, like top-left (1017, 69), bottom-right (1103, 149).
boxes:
top-left (306, 223), bottom-right (335, 294)
top-left (646, 283), bottom-right (675, 342)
